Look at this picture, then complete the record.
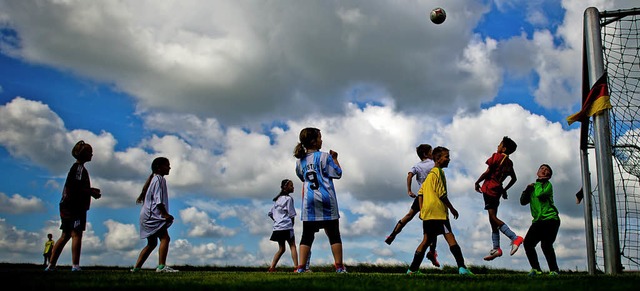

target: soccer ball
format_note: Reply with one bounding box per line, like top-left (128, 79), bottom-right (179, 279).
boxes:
top-left (430, 7), bottom-right (446, 24)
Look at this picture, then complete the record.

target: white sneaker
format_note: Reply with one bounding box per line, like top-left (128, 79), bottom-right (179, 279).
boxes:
top-left (156, 265), bottom-right (179, 273)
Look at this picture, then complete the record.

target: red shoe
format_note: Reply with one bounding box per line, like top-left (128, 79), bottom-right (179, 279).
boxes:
top-left (267, 267), bottom-right (276, 273)
top-left (426, 250), bottom-right (440, 267)
top-left (510, 236), bottom-right (524, 256)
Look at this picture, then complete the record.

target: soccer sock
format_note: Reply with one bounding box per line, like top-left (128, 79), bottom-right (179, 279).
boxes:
top-left (157, 264), bottom-right (165, 270)
top-left (409, 251), bottom-right (425, 271)
top-left (499, 224), bottom-right (518, 241)
top-left (390, 220), bottom-right (404, 236)
top-left (492, 231), bottom-right (500, 249)
top-left (449, 244), bottom-right (466, 268)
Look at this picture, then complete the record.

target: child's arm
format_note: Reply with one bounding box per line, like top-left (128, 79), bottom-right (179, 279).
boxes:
top-left (474, 168), bottom-right (490, 193)
top-left (156, 204), bottom-right (174, 222)
top-left (441, 197), bottom-right (459, 219)
top-left (407, 172), bottom-right (416, 198)
top-left (329, 150), bottom-right (341, 169)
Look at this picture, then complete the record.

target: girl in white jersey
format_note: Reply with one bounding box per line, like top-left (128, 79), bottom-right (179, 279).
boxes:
top-left (293, 127), bottom-right (346, 273)
top-left (267, 179), bottom-right (299, 272)
top-left (131, 157), bottom-right (178, 273)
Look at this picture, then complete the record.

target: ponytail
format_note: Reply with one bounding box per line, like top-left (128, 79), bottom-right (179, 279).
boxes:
top-left (136, 157), bottom-right (170, 204)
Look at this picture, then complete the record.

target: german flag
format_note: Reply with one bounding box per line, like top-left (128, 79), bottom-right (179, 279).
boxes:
top-left (566, 73), bottom-right (612, 125)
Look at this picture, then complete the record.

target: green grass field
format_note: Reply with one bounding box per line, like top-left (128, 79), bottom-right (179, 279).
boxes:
top-left (4, 263), bottom-right (640, 291)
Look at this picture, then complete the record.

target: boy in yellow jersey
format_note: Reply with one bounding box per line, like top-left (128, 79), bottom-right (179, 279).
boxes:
top-left (406, 146), bottom-right (473, 275)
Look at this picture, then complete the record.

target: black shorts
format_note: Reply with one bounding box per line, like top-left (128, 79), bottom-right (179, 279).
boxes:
top-left (300, 220), bottom-right (342, 246)
top-left (270, 229), bottom-right (295, 242)
top-left (410, 197), bottom-right (420, 212)
top-left (60, 213), bottom-right (87, 232)
top-left (422, 220), bottom-right (453, 240)
top-left (483, 193), bottom-right (500, 210)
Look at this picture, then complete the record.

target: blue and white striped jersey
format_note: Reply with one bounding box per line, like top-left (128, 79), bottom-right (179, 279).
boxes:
top-left (295, 151), bottom-right (342, 221)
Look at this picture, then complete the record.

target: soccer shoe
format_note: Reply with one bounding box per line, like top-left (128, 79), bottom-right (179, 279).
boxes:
top-left (548, 271), bottom-right (559, 276)
top-left (483, 248), bottom-right (503, 261)
top-left (336, 267), bottom-right (348, 274)
top-left (510, 236), bottom-right (524, 256)
top-left (267, 267), bottom-right (276, 273)
top-left (156, 265), bottom-right (179, 273)
top-left (385, 235), bottom-right (395, 245)
top-left (295, 268), bottom-right (308, 273)
top-left (458, 267), bottom-right (474, 275)
top-left (406, 269), bottom-right (423, 276)
top-left (130, 267), bottom-right (141, 273)
top-left (426, 250), bottom-right (440, 267)
top-left (71, 267), bottom-right (82, 272)
top-left (528, 269), bottom-right (542, 277)
top-left (44, 266), bottom-right (56, 272)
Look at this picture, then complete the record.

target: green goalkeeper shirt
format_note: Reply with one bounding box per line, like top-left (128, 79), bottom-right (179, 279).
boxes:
top-left (527, 180), bottom-right (559, 223)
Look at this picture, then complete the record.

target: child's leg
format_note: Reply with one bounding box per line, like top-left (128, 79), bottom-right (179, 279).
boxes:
top-left (134, 236), bottom-right (158, 268)
top-left (387, 199), bottom-right (419, 243)
top-left (444, 233), bottom-right (466, 268)
top-left (409, 232), bottom-right (429, 271)
top-left (48, 231), bottom-right (71, 268)
top-left (287, 237), bottom-right (299, 268)
top-left (70, 229), bottom-right (83, 266)
top-left (157, 228), bottom-right (170, 266)
top-left (298, 223), bottom-right (316, 271)
top-left (270, 240), bottom-right (286, 269)
top-left (540, 220), bottom-right (560, 272)
top-left (325, 221), bottom-right (344, 269)
top-left (524, 224), bottom-right (542, 271)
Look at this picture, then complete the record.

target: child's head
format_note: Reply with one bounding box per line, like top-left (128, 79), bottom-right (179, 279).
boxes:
top-left (294, 127), bottom-right (322, 158)
top-left (537, 164), bottom-right (553, 180)
top-left (47, 233), bottom-right (52, 239)
top-left (416, 144), bottom-right (432, 160)
top-left (432, 146), bottom-right (450, 167)
top-left (151, 157), bottom-right (170, 175)
top-left (71, 140), bottom-right (93, 161)
top-left (501, 136), bottom-right (517, 155)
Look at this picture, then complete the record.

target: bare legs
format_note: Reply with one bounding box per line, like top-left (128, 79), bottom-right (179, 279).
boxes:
top-left (134, 227), bottom-right (170, 269)
top-left (47, 229), bottom-right (82, 269)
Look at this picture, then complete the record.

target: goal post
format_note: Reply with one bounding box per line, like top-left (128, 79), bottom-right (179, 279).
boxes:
top-left (578, 6), bottom-right (640, 275)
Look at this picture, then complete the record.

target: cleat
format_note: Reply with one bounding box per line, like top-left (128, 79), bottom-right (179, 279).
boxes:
top-left (510, 236), bottom-right (524, 256)
top-left (267, 267), bottom-right (276, 273)
top-left (528, 269), bottom-right (542, 277)
top-left (406, 269), bottom-right (423, 276)
top-left (295, 268), bottom-right (307, 273)
top-left (71, 267), bottom-right (82, 272)
top-left (548, 271), bottom-right (559, 276)
top-left (483, 248), bottom-right (503, 261)
top-left (385, 235), bottom-right (395, 245)
top-left (426, 250), bottom-right (440, 267)
top-left (458, 267), bottom-right (474, 275)
top-left (336, 267), bottom-right (348, 274)
top-left (44, 266), bottom-right (56, 272)
top-left (155, 265), bottom-right (179, 273)
top-left (130, 267), bottom-right (141, 273)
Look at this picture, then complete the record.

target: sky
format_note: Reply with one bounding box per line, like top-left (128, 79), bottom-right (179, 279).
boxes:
top-left (0, 0), bottom-right (637, 272)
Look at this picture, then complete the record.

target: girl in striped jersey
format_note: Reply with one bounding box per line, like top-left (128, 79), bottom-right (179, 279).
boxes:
top-left (293, 127), bottom-right (346, 273)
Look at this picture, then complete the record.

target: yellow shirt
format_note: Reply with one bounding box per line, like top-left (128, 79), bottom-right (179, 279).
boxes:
top-left (418, 167), bottom-right (448, 220)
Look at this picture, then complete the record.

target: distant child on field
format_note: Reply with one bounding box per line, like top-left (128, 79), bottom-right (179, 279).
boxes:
top-left (294, 127), bottom-right (346, 273)
top-left (267, 179), bottom-right (299, 272)
top-left (131, 157), bottom-right (178, 273)
top-left (520, 164), bottom-right (560, 276)
top-left (406, 146), bottom-right (473, 275)
top-left (385, 144), bottom-right (439, 267)
top-left (43, 233), bottom-right (54, 266)
top-left (46, 140), bottom-right (101, 272)
top-left (474, 136), bottom-right (523, 261)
